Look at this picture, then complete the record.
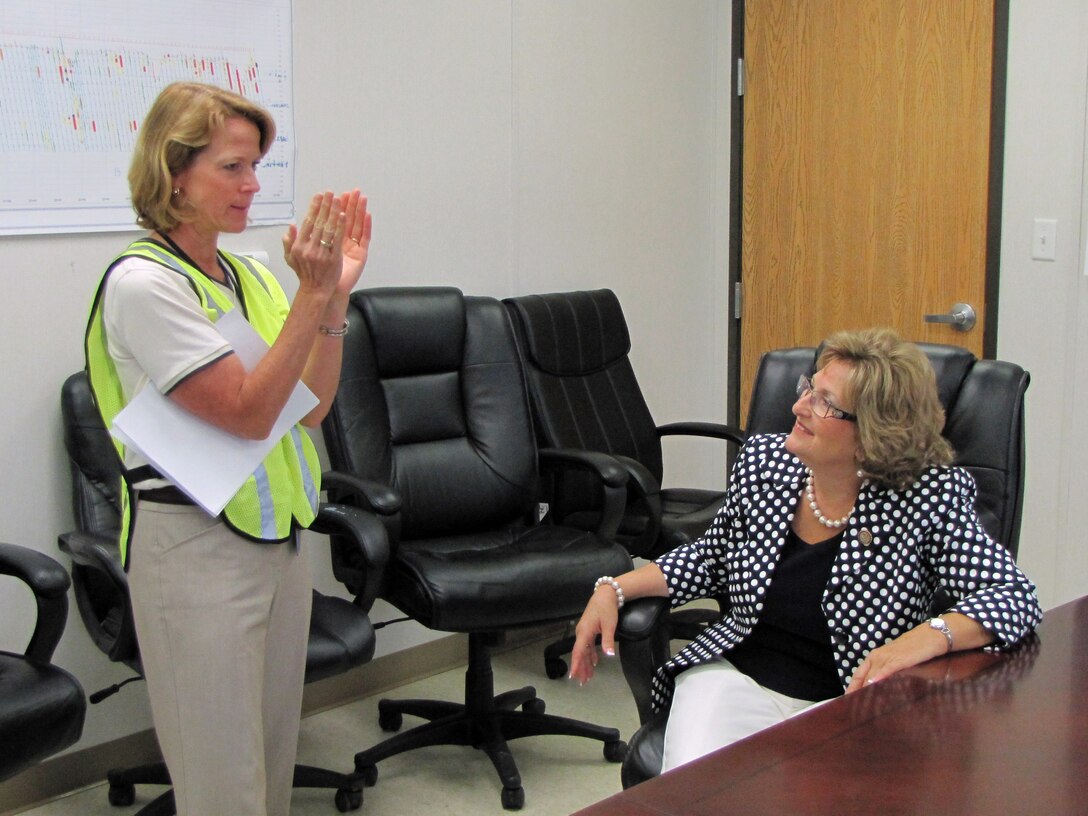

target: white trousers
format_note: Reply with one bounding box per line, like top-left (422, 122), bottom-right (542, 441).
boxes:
top-left (661, 659), bottom-right (820, 773)
top-left (128, 502), bottom-right (312, 816)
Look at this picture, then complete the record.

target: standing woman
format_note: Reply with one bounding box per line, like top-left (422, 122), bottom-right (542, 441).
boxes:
top-left (84, 82), bottom-right (372, 816)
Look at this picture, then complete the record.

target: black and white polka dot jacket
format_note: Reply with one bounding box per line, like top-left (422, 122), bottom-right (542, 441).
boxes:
top-left (650, 433), bottom-right (1042, 713)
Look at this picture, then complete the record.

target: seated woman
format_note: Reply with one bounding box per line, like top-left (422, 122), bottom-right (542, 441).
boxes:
top-left (568, 327), bottom-right (1041, 772)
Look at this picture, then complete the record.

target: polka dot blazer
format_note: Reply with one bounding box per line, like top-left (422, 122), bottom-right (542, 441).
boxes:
top-left (651, 433), bottom-right (1042, 714)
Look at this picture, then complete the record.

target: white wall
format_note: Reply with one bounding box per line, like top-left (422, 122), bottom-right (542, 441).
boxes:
top-left (997, 0), bottom-right (1088, 610)
top-left (2, 0), bottom-right (1086, 761)
top-left (0, 1), bottom-right (731, 753)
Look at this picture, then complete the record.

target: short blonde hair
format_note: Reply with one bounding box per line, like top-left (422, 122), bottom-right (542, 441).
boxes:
top-left (128, 82), bottom-right (275, 232)
top-left (818, 328), bottom-right (953, 490)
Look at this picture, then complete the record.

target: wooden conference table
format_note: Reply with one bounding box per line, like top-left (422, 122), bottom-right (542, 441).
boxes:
top-left (576, 595), bottom-right (1088, 815)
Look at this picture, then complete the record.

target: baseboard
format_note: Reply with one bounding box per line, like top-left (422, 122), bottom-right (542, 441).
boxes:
top-left (0, 727), bottom-right (161, 816)
top-left (0, 624), bottom-right (565, 815)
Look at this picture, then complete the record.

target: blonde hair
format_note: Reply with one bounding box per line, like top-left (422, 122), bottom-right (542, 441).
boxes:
top-left (818, 328), bottom-right (954, 490)
top-left (128, 82), bottom-right (275, 232)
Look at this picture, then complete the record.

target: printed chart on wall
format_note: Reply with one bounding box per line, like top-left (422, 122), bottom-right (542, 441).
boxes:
top-left (0, 0), bottom-right (293, 235)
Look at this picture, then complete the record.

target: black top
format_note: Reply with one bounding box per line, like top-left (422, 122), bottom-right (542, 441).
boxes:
top-left (726, 527), bottom-right (844, 701)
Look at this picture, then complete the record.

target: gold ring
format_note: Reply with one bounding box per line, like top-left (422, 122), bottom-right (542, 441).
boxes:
top-left (319, 239), bottom-right (333, 249)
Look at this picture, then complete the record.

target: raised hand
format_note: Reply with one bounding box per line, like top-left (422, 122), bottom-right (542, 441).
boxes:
top-left (281, 192), bottom-right (346, 296)
top-left (337, 189), bottom-right (372, 294)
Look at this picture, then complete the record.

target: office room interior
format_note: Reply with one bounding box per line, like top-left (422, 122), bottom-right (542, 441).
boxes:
top-left (2, 0), bottom-right (1087, 811)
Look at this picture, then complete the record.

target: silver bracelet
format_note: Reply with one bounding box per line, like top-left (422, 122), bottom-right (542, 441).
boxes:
top-left (319, 319), bottom-right (350, 337)
top-left (593, 576), bottom-right (625, 609)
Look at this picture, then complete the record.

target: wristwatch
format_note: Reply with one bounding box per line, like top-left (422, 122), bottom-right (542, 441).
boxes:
top-left (928, 617), bottom-right (953, 653)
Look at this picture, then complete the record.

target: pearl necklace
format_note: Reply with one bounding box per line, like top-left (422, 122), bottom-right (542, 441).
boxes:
top-left (804, 468), bottom-right (854, 528)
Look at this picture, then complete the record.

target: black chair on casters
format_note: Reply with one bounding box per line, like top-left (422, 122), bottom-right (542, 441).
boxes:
top-left (503, 289), bottom-right (745, 681)
top-left (321, 287), bottom-right (634, 810)
top-left (616, 343), bottom-right (1031, 787)
top-left (58, 371), bottom-right (389, 814)
top-left (0, 542), bottom-right (86, 784)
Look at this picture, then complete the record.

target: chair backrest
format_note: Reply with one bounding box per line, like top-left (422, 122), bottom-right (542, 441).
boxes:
top-left (503, 289), bottom-right (664, 481)
top-left (742, 343), bottom-right (1028, 557)
top-left (61, 371), bottom-right (123, 541)
top-left (322, 287), bottom-right (539, 540)
top-left (59, 371), bottom-right (139, 669)
top-left (744, 347), bottom-right (818, 436)
top-left (938, 356), bottom-right (1029, 557)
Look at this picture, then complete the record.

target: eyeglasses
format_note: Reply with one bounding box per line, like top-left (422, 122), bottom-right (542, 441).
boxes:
top-left (796, 375), bottom-right (857, 422)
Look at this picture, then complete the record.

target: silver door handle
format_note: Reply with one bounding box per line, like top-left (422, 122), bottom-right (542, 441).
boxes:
top-left (924, 303), bottom-right (976, 332)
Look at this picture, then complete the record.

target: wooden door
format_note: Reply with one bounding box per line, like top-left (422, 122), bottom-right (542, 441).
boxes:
top-left (739, 0), bottom-right (1003, 416)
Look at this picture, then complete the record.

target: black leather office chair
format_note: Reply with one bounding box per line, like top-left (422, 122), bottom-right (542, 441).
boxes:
top-left (58, 371), bottom-right (388, 814)
top-left (321, 287), bottom-right (634, 810)
top-left (0, 543), bottom-right (86, 784)
top-left (503, 289), bottom-right (745, 679)
top-left (617, 343), bottom-right (1031, 787)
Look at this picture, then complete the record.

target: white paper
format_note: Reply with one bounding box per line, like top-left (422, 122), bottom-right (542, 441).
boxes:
top-left (111, 311), bottom-right (319, 515)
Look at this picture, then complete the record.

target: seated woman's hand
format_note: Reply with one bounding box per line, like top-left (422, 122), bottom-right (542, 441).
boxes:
top-left (568, 588), bottom-right (620, 686)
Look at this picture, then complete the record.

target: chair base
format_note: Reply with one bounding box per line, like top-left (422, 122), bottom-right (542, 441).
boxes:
top-left (103, 760), bottom-right (365, 814)
top-left (354, 633), bottom-right (627, 810)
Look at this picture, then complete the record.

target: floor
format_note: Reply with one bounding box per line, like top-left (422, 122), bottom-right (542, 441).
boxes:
top-left (16, 635), bottom-right (642, 816)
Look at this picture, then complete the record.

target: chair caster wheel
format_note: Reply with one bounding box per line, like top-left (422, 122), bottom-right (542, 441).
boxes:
top-left (335, 786), bottom-right (363, 812)
top-left (545, 657), bottom-right (567, 679)
top-left (501, 785), bottom-right (525, 810)
top-left (522, 697), bottom-right (546, 715)
top-left (378, 706), bottom-right (402, 732)
top-left (107, 782), bottom-right (136, 807)
top-left (604, 739), bottom-right (628, 763)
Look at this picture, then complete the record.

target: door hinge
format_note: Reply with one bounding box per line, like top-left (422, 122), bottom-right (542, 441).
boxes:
top-left (737, 58), bottom-right (745, 97)
top-left (734, 282), bottom-right (743, 319)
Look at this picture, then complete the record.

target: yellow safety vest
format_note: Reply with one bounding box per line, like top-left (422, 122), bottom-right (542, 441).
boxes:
top-left (84, 239), bottom-right (321, 566)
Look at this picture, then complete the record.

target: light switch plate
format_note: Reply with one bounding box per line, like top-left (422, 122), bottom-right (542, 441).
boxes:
top-left (1032, 218), bottom-right (1057, 261)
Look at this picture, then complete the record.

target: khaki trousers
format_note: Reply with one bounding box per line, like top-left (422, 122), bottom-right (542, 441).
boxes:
top-left (129, 502), bottom-right (312, 816)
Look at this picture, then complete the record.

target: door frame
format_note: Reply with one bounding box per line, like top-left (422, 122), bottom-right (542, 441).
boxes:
top-left (725, 0), bottom-right (1010, 427)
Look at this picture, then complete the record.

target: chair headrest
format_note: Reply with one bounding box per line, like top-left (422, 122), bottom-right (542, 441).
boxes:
top-left (351, 287), bottom-right (466, 378)
top-left (914, 343), bottom-right (976, 414)
top-left (504, 289), bottom-right (631, 376)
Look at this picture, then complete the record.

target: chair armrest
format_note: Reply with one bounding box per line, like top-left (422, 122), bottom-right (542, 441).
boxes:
top-left (57, 530), bottom-right (126, 588)
top-left (615, 597), bottom-right (672, 725)
top-left (611, 454), bottom-right (661, 500)
top-left (310, 503), bottom-right (391, 613)
top-left (539, 447), bottom-right (628, 488)
top-left (0, 541), bottom-right (71, 663)
top-left (539, 447), bottom-right (628, 539)
top-left (592, 454), bottom-right (662, 559)
top-left (57, 530), bottom-right (139, 666)
top-left (321, 470), bottom-right (402, 516)
top-left (657, 420), bottom-right (747, 445)
top-left (615, 596), bottom-right (670, 642)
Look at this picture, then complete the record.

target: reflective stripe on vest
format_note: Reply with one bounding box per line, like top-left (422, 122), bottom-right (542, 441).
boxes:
top-left (84, 240), bottom-right (321, 565)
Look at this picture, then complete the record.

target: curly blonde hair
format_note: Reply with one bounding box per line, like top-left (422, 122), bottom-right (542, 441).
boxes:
top-left (818, 328), bottom-right (953, 490)
top-left (128, 82), bottom-right (275, 233)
